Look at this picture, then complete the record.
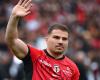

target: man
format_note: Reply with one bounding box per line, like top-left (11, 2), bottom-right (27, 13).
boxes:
top-left (5, 0), bottom-right (80, 80)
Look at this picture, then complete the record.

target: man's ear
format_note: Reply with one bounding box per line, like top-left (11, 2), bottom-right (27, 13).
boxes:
top-left (45, 34), bottom-right (50, 41)
top-left (45, 36), bottom-right (48, 41)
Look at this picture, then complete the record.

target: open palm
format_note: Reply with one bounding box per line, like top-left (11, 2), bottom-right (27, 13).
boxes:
top-left (12, 0), bottom-right (32, 17)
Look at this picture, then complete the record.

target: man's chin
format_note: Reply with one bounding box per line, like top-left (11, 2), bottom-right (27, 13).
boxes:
top-left (54, 50), bottom-right (64, 54)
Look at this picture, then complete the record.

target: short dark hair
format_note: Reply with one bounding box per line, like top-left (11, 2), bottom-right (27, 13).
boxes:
top-left (48, 23), bottom-right (70, 34)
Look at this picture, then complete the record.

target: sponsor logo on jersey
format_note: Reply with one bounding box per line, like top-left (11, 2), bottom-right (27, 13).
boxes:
top-left (39, 59), bottom-right (52, 67)
top-left (62, 67), bottom-right (72, 77)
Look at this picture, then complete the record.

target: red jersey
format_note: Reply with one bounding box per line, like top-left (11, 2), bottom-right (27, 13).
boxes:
top-left (22, 45), bottom-right (80, 80)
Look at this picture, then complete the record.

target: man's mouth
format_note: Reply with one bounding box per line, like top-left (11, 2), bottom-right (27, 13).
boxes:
top-left (56, 46), bottom-right (64, 50)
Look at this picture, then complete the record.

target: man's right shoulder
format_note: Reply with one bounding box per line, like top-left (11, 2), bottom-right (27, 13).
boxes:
top-left (27, 45), bottom-right (44, 62)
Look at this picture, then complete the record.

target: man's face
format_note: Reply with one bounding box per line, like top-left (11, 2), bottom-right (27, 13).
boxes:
top-left (46, 29), bottom-right (68, 54)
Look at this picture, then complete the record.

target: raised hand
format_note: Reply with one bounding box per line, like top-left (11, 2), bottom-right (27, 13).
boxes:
top-left (12, 0), bottom-right (32, 17)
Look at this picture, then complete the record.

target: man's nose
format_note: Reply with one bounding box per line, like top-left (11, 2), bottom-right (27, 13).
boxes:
top-left (59, 39), bottom-right (63, 43)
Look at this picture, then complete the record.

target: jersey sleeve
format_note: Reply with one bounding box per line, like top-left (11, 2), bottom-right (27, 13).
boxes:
top-left (27, 45), bottom-right (43, 62)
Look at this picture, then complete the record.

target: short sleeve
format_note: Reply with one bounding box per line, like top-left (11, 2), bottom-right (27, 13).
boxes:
top-left (22, 46), bottom-right (33, 80)
top-left (27, 45), bottom-right (43, 62)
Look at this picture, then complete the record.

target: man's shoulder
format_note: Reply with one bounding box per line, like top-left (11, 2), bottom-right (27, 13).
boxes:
top-left (65, 56), bottom-right (80, 75)
top-left (27, 45), bottom-right (45, 60)
top-left (28, 45), bottom-right (44, 53)
top-left (64, 56), bottom-right (78, 69)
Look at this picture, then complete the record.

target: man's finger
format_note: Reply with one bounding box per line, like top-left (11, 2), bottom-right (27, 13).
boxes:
top-left (21, 0), bottom-right (29, 7)
top-left (25, 3), bottom-right (32, 11)
top-left (25, 11), bottom-right (31, 16)
top-left (18, 0), bottom-right (23, 5)
top-left (24, 0), bottom-right (32, 8)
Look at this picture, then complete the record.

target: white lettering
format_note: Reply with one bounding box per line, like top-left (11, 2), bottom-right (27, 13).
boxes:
top-left (39, 59), bottom-right (52, 67)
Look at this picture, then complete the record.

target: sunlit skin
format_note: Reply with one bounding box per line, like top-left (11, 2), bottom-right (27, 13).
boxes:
top-left (46, 29), bottom-right (69, 59)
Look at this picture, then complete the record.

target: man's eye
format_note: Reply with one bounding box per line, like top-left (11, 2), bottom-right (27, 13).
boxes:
top-left (62, 37), bottom-right (68, 41)
top-left (53, 36), bottom-right (60, 39)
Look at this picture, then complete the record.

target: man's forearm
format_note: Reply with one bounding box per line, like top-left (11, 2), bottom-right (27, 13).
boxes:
top-left (5, 14), bottom-right (20, 42)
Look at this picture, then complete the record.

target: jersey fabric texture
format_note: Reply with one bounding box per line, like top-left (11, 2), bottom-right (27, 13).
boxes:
top-left (22, 45), bottom-right (80, 80)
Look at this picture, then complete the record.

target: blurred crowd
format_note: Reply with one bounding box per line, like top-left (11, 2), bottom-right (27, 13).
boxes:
top-left (0, 0), bottom-right (100, 80)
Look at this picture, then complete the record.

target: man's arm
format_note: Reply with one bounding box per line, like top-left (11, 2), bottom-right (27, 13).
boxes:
top-left (5, 0), bottom-right (32, 59)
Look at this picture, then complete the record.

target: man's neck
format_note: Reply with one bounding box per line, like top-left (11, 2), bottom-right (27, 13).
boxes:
top-left (45, 49), bottom-right (64, 60)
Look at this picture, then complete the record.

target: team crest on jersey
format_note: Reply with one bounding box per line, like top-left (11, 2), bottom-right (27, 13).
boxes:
top-left (53, 64), bottom-right (60, 73)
